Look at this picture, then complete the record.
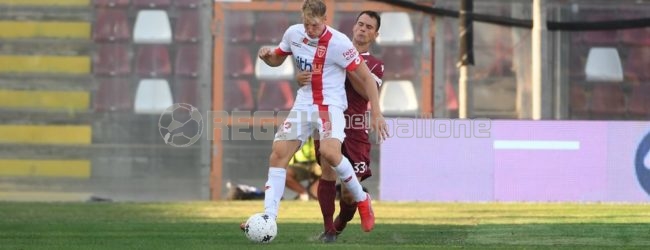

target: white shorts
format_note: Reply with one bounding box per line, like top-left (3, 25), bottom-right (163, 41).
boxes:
top-left (274, 104), bottom-right (346, 144)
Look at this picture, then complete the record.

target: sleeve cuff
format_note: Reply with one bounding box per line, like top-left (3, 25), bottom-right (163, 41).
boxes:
top-left (345, 56), bottom-right (364, 72)
top-left (274, 47), bottom-right (292, 56)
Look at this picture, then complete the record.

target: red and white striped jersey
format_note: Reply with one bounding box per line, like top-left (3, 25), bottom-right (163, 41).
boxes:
top-left (275, 24), bottom-right (363, 109)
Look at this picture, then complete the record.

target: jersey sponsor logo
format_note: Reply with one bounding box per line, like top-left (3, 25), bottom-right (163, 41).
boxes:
top-left (317, 45), bottom-right (327, 58)
top-left (295, 56), bottom-right (313, 72)
top-left (343, 48), bottom-right (358, 60)
top-left (354, 56), bottom-right (361, 65)
top-left (342, 175), bottom-right (353, 183)
top-left (291, 41), bottom-right (302, 48)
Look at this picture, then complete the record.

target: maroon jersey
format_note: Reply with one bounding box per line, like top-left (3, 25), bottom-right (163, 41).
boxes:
top-left (345, 53), bottom-right (384, 117)
top-left (344, 52), bottom-right (384, 140)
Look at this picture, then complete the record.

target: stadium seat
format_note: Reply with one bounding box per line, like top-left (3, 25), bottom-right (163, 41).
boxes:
top-left (134, 79), bottom-right (173, 114)
top-left (173, 0), bottom-right (200, 8)
top-left (569, 84), bottom-right (589, 117)
top-left (257, 80), bottom-right (294, 111)
top-left (255, 46), bottom-right (294, 80)
top-left (336, 13), bottom-right (358, 38)
top-left (93, 9), bottom-right (130, 42)
top-left (376, 12), bottom-right (414, 46)
top-left (175, 45), bottom-right (199, 78)
top-left (581, 15), bottom-right (618, 47)
top-left (226, 12), bottom-right (254, 43)
top-left (94, 78), bottom-right (133, 112)
top-left (584, 47), bottom-right (623, 82)
top-left (226, 46), bottom-right (253, 78)
top-left (380, 80), bottom-right (418, 116)
top-left (133, 10), bottom-right (172, 44)
top-left (93, 44), bottom-right (131, 76)
top-left (93, 0), bottom-right (130, 8)
top-left (381, 46), bottom-right (416, 79)
top-left (624, 47), bottom-right (650, 83)
top-left (628, 85), bottom-right (650, 117)
top-left (254, 12), bottom-right (289, 44)
top-left (135, 45), bottom-right (171, 77)
top-left (174, 10), bottom-right (200, 43)
top-left (173, 78), bottom-right (199, 107)
top-left (590, 84), bottom-right (626, 117)
top-left (620, 28), bottom-right (650, 46)
top-left (132, 0), bottom-right (171, 9)
top-left (225, 79), bottom-right (254, 111)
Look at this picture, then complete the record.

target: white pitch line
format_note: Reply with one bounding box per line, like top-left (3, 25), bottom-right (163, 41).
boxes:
top-left (493, 140), bottom-right (580, 150)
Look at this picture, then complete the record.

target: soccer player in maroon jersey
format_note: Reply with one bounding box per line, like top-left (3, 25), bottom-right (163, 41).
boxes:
top-left (297, 10), bottom-right (384, 242)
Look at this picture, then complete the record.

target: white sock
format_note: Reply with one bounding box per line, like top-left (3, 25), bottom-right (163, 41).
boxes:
top-left (332, 156), bottom-right (367, 202)
top-left (263, 167), bottom-right (286, 219)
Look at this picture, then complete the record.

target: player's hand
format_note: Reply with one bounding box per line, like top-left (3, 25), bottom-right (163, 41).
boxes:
top-left (369, 111), bottom-right (389, 143)
top-left (296, 71), bottom-right (311, 87)
top-left (258, 47), bottom-right (274, 61)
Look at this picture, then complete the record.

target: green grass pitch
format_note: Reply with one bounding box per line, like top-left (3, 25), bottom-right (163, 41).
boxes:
top-left (1, 201), bottom-right (650, 249)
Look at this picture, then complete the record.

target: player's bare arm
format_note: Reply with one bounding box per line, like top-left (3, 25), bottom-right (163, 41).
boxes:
top-left (258, 46), bottom-right (288, 67)
top-left (346, 71), bottom-right (369, 101)
top-left (347, 62), bottom-right (388, 141)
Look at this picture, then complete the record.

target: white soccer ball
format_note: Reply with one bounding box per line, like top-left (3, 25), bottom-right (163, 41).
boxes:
top-left (243, 213), bottom-right (277, 243)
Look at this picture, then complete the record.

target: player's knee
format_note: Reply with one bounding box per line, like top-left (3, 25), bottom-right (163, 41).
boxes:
top-left (269, 142), bottom-right (298, 166)
top-left (318, 146), bottom-right (340, 166)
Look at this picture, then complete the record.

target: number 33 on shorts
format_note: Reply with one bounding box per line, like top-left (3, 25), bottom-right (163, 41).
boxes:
top-left (353, 162), bottom-right (367, 173)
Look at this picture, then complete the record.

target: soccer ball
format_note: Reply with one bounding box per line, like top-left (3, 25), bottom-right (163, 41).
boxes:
top-left (158, 103), bottom-right (203, 147)
top-left (243, 213), bottom-right (277, 243)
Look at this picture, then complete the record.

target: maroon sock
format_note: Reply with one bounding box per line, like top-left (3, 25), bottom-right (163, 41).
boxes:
top-left (339, 199), bottom-right (358, 225)
top-left (317, 179), bottom-right (337, 232)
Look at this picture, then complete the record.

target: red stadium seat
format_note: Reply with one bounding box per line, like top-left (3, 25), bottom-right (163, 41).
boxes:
top-left (628, 85), bottom-right (650, 117)
top-left (93, 44), bottom-right (131, 76)
top-left (93, 0), bottom-right (130, 8)
top-left (173, 0), bottom-right (200, 8)
top-left (624, 47), bottom-right (650, 83)
top-left (620, 28), bottom-right (650, 46)
top-left (226, 12), bottom-right (254, 43)
top-left (94, 78), bottom-right (133, 112)
top-left (254, 12), bottom-right (290, 44)
top-left (175, 45), bottom-right (199, 78)
top-left (381, 46), bottom-right (416, 79)
top-left (226, 46), bottom-right (253, 78)
top-left (225, 79), bottom-right (254, 111)
top-left (336, 13), bottom-right (357, 38)
top-left (93, 10), bottom-right (130, 42)
top-left (174, 10), bottom-right (200, 43)
top-left (581, 14), bottom-right (618, 46)
top-left (569, 84), bottom-right (589, 117)
top-left (173, 78), bottom-right (199, 107)
top-left (135, 45), bottom-right (171, 77)
top-left (591, 84), bottom-right (626, 117)
top-left (132, 0), bottom-right (171, 9)
top-left (257, 80), bottom-right (294, 111)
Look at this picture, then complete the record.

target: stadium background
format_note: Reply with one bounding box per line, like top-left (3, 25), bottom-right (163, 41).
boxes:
top-left (0, 0), bottom-right (649, 202)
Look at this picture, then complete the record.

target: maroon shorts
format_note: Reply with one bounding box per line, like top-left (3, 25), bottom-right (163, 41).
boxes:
top-left (315, 129), bottom-right (372, 181)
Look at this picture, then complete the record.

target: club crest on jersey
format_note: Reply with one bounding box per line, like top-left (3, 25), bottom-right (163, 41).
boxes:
top-left (317, 45), bottom-right (327, 58)
top-left (313, 64), bottom-right (323, 74)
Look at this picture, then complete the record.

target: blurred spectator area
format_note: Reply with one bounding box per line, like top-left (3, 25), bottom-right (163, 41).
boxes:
top-left (0, 0), bottom-right (206, 201)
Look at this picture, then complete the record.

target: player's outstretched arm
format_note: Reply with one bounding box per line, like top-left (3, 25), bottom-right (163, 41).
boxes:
top-left (258, 46), bottom-right (288, 67)
top-left (347, 62), bottom-right (389, 141)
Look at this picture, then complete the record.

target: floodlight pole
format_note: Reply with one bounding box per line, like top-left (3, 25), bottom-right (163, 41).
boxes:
top-left (458, 0), bottom-right (474, 119)
top-left (532, 0), bottom-right (551, 119)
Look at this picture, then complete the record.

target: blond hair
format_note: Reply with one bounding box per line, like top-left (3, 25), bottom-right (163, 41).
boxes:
top-left (302, 0), bottom-right (326, 19)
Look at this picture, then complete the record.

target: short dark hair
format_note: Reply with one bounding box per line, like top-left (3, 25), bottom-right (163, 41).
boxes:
top-left (356, 10), bottom-right (381, 32)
